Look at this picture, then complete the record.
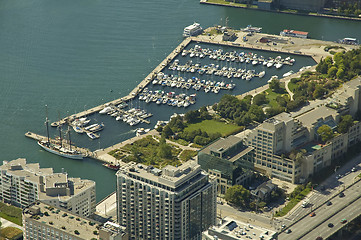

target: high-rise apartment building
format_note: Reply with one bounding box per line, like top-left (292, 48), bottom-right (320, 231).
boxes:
top-left (116, 161), bottom-right (217, 240)
top-left (0, 158), bottom-right (96, 217)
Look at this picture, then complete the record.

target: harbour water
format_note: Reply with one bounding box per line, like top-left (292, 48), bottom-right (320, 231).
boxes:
top-left (1, 0), bottom-right (361, 201)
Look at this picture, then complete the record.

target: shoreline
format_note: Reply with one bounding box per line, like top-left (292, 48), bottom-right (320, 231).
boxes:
top-left (200, 1), bottom-right (361, 22)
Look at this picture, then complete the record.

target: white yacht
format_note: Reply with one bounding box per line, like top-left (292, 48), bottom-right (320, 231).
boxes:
top-left (183, 23), bottom-right (203, 37)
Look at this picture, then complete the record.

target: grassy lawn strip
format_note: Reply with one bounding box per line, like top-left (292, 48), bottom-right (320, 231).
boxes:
top-left (179, 150), bottom-right (198, 162)
top-left (190, 143), bottom-right (203, 148)
top-left (173, 138), bottom-right (190, 146)
top-left (0, 202), bottom-right (22, 226)
top-left (275, 186), bottom-right (312, 217)
top-left (184, 120), bottom-right (241, 137)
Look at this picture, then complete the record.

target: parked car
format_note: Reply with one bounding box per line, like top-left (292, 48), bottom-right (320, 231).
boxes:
top-left (309, 212), bottom-right (316, 217)
top-left (327, 201), bottom-right (332, 206)
top-left (285, 229), bottom-right (292, 234)
top-left (341, 219), bottom-right (347, 224)
top-left (328, 223), bottom-right (334, 228)
top-left (339, 192), bottom-right (345, 197)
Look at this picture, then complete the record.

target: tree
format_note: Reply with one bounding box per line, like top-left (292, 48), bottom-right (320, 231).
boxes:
top-left (185, 110), bottom-right (200, 123)
top-left (266, 106), bottom-right (284, 118)
top-left (253, 93), bottom-right (268, 106)
top-left (162, 125), bottom-right (173, 139)
top-left (224, 185), bottom-right (250, 208)
top-left (269, 79), bottom-right (282, 93)
top-left (337, 115), bottom-right (353, 133)
top-left (327, 66), bottom-right (338, 78)
top-left (313, 85), bottom-right (327, 99)
top-left (317, 125), bottom-right (334, 142)
top-left (158, 138), bottom-right (172, 159)
top-left (336, 68), bottom-right (345, 79)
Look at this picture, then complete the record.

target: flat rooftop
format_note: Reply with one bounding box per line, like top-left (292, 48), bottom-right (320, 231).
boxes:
top-left (23, 201), bottom-right (100, 239)
top-left (295, 105), bottom-right (338, 128)
top-left (207, 135), bottom-right (242, 153)
top-left (117, 160), bottom-right (204, 189)
top-left (1, 158), bottom-right (95, 201)
top-left (203, 217), bottom-right (276, 240)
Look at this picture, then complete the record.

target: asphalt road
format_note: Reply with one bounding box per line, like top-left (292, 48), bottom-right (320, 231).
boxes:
top-left (302, 194), bottom-right (361, 240)
top-left (285, 160), bottom-right (361, 223)
top-left (278, 168), bottom-right (361, 239)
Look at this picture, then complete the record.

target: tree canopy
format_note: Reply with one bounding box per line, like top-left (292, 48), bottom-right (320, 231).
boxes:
top-left (317, 125), bottom-right (334, 142)
top-left (224, 185), bottom-right (250, 208)
top-left (337, 115), bottom-right (353, 133)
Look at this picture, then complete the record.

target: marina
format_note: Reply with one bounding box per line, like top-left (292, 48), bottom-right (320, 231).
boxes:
top-left (43, 27), bottom-right (356, 148)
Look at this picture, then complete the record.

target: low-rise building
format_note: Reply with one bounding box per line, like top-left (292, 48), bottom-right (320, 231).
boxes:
top-left (250, 181), bottom-right (276, 202)
top-left (23, 201), bottom-right (128, 240)
top-left (198, 136), bottom-right (254, 194)
top-left (280, 29), bottom-right (308, 39)
top-left (202, 217), bottom-right (277, 240)
top-left (0, 158), bottom-right (96, 217)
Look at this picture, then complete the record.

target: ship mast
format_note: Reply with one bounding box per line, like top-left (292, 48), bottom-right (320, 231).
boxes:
top-left (57, 111), bottom-right (62, 148)
top-left (45, 105), bottom-right (50, 145)
top-left (67, 126), bottom-right (72, 151)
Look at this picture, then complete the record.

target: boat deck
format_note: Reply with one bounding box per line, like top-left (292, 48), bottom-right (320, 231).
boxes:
top-left (25, 132), bottom-right (93, 159)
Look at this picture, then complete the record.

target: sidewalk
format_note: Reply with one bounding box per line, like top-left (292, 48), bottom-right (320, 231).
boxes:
top-left (0, 217), bottom-right (24, 232)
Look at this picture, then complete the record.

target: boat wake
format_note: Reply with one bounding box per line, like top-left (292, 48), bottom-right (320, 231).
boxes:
top-left (117, 129), bottom-right (137, 137)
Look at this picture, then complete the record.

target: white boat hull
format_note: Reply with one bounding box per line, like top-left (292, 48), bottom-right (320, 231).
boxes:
top-left (38, 141), bottom-right (84, 160)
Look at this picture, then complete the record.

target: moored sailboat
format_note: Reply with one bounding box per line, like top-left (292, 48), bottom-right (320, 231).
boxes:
top-left (38, 106), bottom-right (85, 160)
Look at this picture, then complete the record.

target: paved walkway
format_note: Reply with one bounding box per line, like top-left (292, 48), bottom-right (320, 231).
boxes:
top-left (0, 217), bottom-right (24, 232)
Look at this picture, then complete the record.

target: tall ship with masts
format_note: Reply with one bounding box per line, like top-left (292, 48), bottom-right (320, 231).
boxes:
top-left (37, 106), bottom-right (85, 160)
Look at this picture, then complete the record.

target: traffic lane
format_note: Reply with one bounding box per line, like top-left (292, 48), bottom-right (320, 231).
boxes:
top-left (278, 180), bottom-right (361, 240)
top-left (301, 194), bottom-right (361, 239)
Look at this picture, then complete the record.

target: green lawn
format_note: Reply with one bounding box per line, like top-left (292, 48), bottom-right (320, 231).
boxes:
top-left (288, 81), bottom-right (298, 93)
top-left (173, 138), bottom-right (190, 146)
top-left (179, 150), bottom-right (198, 162)
top-left (0, 203), bottom-right (22, 226)
top-left (264, 88), bottom-right (288, 108)
top-left (184, 120), bottom-right (241, 137)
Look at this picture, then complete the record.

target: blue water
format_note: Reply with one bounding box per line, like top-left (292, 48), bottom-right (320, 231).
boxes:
top-left (0, 0), bottom-right (360, 201)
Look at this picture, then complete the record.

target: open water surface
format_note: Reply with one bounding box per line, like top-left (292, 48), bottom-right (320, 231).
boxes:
top-left (0, 0), bottom-right (360, 200)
